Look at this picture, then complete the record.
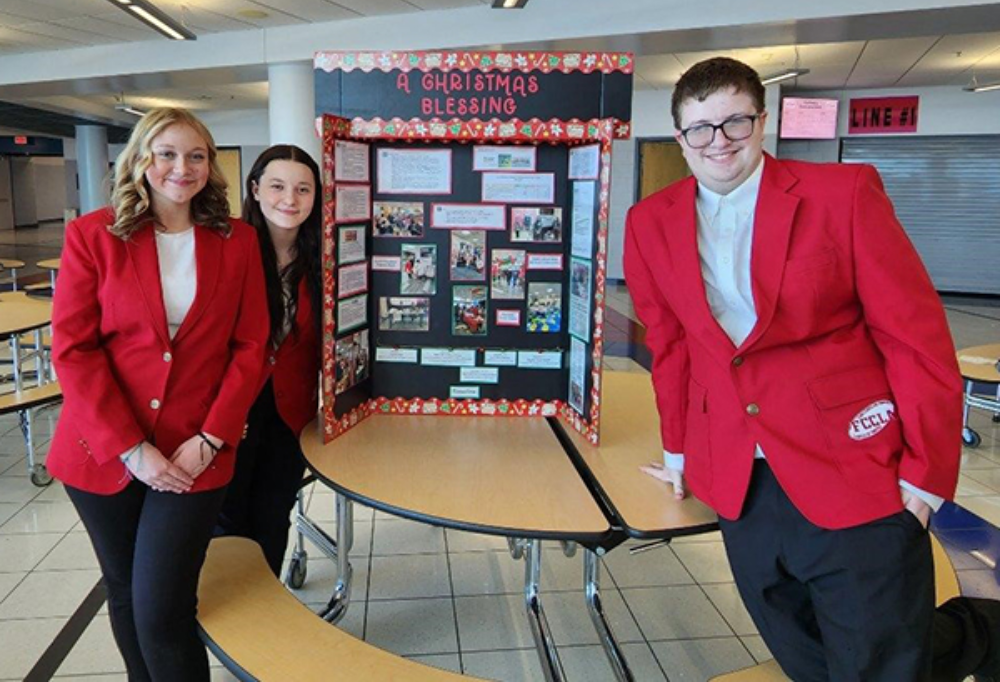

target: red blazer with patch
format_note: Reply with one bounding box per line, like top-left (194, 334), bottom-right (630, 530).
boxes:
top-left (260, 278), bottom-right (320, 436)
top-left (48, 208), bottom-right (269, 495)
top-left (623, 155), bottom-right (963, 529)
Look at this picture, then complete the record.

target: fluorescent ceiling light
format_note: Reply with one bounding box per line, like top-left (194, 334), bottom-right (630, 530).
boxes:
top-left (103, 0), bottom-right (195, 40)
top-left (116, 104), bottom-right (145, 117)
top-left (492, 0), bottom-right (528, 8)
top-left (964, 80), bottom-right (1000, 93)
top-left (761, 68), bottom-right (810, 86)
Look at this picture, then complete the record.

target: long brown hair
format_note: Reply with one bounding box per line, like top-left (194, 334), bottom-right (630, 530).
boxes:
top-left (242, 145), bottom-right (323, 348)
top-left (109, 107), bottom-right (230, 239)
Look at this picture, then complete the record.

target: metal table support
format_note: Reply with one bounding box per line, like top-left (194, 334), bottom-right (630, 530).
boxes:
top-left (584, 549), bottom-right (634, 681)
top-left (523, 538), bottom-right (567, 682)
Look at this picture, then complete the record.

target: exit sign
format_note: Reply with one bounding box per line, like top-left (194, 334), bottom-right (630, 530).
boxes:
top-left (14, 136), bottom-right (28, 145)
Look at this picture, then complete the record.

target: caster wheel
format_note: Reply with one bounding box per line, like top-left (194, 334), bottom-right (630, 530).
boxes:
top-left (286, 555), bottom-right (307, 589)
top-left (963, 428), bottom-right (982, 449)
top-left (30, 465), bottom-right (52, 487)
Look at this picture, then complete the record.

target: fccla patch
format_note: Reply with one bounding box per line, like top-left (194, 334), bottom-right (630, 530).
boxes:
top-left (848, 400), bottom-right (896, 440)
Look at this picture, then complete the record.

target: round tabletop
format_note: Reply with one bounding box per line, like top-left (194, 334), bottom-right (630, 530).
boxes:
top-left (36, 258), bottom-right (61, 271)
top-left (300, 415), bottom-right (611, 541)
top-left (559, 371), bottom-right (719, 538)
top-left (0, 258), bottom-right (26, 270)
top-left (0, 292), bottom-right (52, 337)
top-left (957, 344), bottom-right (1000, 384)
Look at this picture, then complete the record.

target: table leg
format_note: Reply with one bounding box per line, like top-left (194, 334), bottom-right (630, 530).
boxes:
top-left (584, 550), bottom-right (634, 681)
top-left (11, 335), bottom-right (22, 390)
top-left (320, 493), bottom-right (354, 624)
top-left (524, 539), bottom-right (566, 682)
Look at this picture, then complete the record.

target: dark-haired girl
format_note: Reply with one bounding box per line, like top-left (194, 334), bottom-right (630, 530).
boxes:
top-left (215, 145), bottom-right (322, 576)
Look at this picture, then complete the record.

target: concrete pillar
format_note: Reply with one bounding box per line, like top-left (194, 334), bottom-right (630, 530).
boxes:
top-left (75, 125), bottom-right (109, 214)
top-left (763, 83), bottom-right (781, 156)
top-left (268, 61), bottom-right (320, 163)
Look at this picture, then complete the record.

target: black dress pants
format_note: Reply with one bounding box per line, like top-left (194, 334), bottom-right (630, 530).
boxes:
top-left (719, 461), bottom-right (935, 682)
top-left (66, 480), bottom-right (226, 682)
top-left (215, 380), bottom-right (306, 577)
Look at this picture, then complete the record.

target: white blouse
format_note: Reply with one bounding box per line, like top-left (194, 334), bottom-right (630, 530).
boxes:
top-left (155, 227), bottom-right (197, 340)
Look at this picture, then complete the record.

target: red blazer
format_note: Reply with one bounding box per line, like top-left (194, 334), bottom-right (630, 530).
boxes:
top-left (48, 208), bottom-right (269, 495)
top-left (623, 155), bottom-right (963, 529)
top-left (259, 277), bottom-right (320, 436)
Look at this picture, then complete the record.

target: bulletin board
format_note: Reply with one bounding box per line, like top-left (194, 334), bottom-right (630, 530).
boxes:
top-left (315, 51), bottom-right (633, 445)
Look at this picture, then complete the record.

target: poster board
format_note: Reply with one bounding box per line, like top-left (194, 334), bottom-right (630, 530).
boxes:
top-left (316, 51), bottom-right (633, 446)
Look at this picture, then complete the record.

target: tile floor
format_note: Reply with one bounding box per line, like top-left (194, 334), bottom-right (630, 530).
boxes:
top-left (1, 229), bottom-right (998, 680)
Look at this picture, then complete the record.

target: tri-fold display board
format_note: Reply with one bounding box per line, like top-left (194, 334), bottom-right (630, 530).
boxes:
top-left (315, 51), bottom-right (633, 445)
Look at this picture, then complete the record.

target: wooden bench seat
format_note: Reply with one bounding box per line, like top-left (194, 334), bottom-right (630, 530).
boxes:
top-left (197, 536), bottom-right (485, 681)
top-left (711, 533), bottom-right (962, 681)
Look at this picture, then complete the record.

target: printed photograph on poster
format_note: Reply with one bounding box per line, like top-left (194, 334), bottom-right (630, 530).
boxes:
top-left (450, 231), bottom-right (486, 281)
top-left (337, 294), bottom-right (367, 333)
top-left (526, 253), bottom-right (563, 271)
top-left (571, 181), bottom-right (596, 259)
top-left (490, 249), bottom-right (526, 300)
top-left (334, 140), bottom-right (370, 183)
top-left (568, 144), bottom-right (600, 180)
top-left (378, 297), bottom-right (430, 332)
top-left (431, 203), bottom-right (506, 231)
top-left (496, 309), bottom-right (521, 327)
top-left (335, 329), bottom-right (370, 395)
top-left (472, 145), bottom-right (537, 172)
top-left (338, 262), bottom-right (368, 299)
top-left (481, 172), bottom-right (555, 204)
top-left (376, 148), bottom-right (452, 195)
top-left (569, 336), bottom-right (587, 415)
top-left (400, 244), bottom-right (437, 295)
top-left (569, 258), bottom-right (592, 341)
top-left (335, 184), bottom-right (371, 223)
top-left (373, 201), bottom-right (424, 237)
top-left (453, 285), bottom-right (488, 336)
top-left (372, 255), bottom-right (402, 272)
top-left (526, 282), bottom-right (562, 333)
top-left (511, 207), bottom-right (562, 243)
top-left (337, 225), bottom-right (366, 265)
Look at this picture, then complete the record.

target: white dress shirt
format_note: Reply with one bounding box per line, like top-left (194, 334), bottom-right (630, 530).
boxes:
top-left (155, 227), bottom-right (197, 340)
top-left (661, 158), bottom-right (942, 512)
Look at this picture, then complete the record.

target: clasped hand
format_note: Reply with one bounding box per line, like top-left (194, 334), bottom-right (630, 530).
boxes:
top-left (122, 433), bottom-right (223, 493)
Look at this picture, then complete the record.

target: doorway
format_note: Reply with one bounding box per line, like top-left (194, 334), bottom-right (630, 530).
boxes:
top-left (636, 138), bottom-right (690, 201)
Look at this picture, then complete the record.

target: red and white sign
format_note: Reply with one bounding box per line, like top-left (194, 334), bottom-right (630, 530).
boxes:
top-left (848, 96), bottom-right (919, 135)
top-left (848, 400), bottom-right (896, 440)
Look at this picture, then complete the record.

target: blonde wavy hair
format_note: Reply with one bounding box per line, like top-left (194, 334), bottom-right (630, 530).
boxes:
top-left (109, 107), bottom-right (231, 239)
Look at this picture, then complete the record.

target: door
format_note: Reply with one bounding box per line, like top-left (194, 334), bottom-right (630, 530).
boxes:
top-left (637, 139), bottom-right (690, 201)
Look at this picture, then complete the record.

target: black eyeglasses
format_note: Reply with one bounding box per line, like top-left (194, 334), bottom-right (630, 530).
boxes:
top-left (679, 114), bottom-right (761, 149)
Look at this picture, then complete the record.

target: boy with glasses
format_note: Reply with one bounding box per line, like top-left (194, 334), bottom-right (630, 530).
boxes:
top-left (624, 56), bottom-right (967, 680)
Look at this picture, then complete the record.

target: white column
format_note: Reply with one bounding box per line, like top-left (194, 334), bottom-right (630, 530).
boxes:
top-left (268, 61), bottom-right (320, 163)
top-left (763, 83), bottom-right (781, 156)
top-left (75, 125), bottom-right (110, 214)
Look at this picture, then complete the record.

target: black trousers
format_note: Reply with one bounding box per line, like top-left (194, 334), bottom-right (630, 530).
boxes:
top-left (66, 480), bottom-right (226, 682)
top-left (719, 461), bottom-right (935, 682)
top-left (215, 380), bottom-right (306, 577)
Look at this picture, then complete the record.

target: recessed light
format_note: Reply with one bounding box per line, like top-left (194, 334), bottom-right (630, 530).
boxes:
top-left (237, 9), bottom-right (269, 19)
top-left (491, 0), bottom-right (528, 8)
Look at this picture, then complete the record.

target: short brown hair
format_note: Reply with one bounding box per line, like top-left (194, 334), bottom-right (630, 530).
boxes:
top-left (109, 107), bottom-right (230, 239)
top-left (671, 57), bottom-right (765, 129)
